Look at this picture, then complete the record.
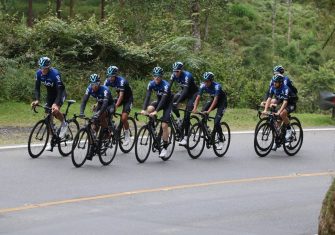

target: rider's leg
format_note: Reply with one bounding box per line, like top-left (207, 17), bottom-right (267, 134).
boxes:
top-left (172, 92), bottom-right (181, 118)
top-left (159, 102), bottom-right (172, 157)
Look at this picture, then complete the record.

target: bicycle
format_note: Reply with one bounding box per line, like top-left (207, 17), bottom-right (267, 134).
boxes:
top-left (28, 100), bottom-right (79, 158)
top-left (134, 112), bottom-right (175, 163)
top-left (186, 112), bottom-right (231, 159)
top-left (112, 112), bottom-right (137, 153)
top-left (71, 115), bottom-right (118, 167)
top-left (170, 108), bottom-right (200, 143)
top-left (254, 109), bottom-right (303, 157)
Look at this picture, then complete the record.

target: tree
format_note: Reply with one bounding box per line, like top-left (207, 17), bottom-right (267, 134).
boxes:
top-left (56, 0), bottom-right (61, 19)
top-left (190, 0), bottom-right (201, 51)
top-left (28, 0), bottom-right (33, 27)
top-left (100, 0), bottom-right (105, 21)
top-left (69, 0), bottom-right (75, 18)
top-left (272, 0), bottom-right (277, 59)
top-left (287, 0), bottom-right (292, 44)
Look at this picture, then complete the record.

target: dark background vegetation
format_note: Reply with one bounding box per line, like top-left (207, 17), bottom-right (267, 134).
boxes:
top-left (0, 0), bottom-right (334, 110)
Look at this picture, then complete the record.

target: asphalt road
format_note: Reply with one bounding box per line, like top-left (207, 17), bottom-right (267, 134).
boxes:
top-left (0, 130), bottom-right (334, 235)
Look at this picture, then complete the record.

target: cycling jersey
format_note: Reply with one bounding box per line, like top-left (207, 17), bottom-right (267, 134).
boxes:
top-left (269, 84), bottom-right (296, 104)
top-left (80, 85), bottom-right (114, 116)
top-left (142, 80), bottom-right (172, 112)
top-left (103, 76), bottom-right (133, 100)
top-left (170, 70), bottom-right (198, 93)
top-left (34, 68), bottom-right (66, 106)
top-left (199, 81), bottom-right (226, 101)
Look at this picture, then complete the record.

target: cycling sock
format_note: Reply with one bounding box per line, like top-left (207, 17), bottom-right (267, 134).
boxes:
top-left (163, 141), bottom-right (169, 149)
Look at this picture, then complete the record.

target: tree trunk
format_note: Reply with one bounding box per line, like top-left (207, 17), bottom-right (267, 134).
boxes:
top-left (28, 0), bottom-right (33, 27)
top-left (190, 0), bottom-right (201, 51)
top-left (119, 0), bottom-right (125, 8)
top-left (287, 0), bottom-right (292, 44)
top-left (100, 0), bottom-right (105, 21)
top-left (204, 0), bottom-right (213, 42)
top-left (272, 0), bottom-right (277, 60)
top-left (69, 0), bottom-right (75, 18)
top-left (56, 0), bottom-right (61, 19)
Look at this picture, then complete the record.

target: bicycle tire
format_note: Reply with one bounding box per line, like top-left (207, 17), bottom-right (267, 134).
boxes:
top-left (135, 126), bottom-right (152, 163)
top-left (119, 116), bottom-right (137, 153)
top-left (28, 119), bottom-right (49, 158)
top-left (58, 119), bottom-right (79, 157)
top-left (283, 121), bottom-right (303, 156)
top-left (71, 128), bottom-right (91, 168)
top-left (213, 122), bottom-right (231, 157)
top-left (254, 122), bottom-right (275, 157)
top-left (186, 123), bottom-right (205, 159)
top-left (98, 128), bottom-right (118, 166)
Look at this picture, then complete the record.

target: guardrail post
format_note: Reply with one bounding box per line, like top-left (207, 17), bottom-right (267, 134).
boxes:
top-left (332, 107), bottom-right (335, 119)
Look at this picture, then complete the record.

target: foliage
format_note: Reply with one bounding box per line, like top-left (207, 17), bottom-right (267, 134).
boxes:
top-left (319, 178), bottom-right (335, 235)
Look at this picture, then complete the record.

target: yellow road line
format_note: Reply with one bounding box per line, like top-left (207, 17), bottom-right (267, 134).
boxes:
top-left (1, 171), bottom-right (334, 214)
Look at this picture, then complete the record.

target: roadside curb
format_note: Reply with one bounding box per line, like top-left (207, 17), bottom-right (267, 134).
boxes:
top-left (1, 127), bottom-right (334, 151)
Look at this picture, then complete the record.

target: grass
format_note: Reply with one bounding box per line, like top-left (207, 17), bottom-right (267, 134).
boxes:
top-left (0, 102), bottom-right (335, 145)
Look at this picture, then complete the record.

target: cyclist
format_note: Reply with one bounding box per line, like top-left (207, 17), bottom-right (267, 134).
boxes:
top-left (192, 72), bottom-right (227, 150)
top-left (104, 65), bottom-right (133, 146)
top-left (31, 57), bottom-right (68, 150)
top-left (261, 65), bottom-right (297, 107)
top-left (141, 67), bottom-right (174, 158)
top-left (262, 74), bottom-right (297, 149)
top-left (170, 61), bottom-right (199, 146)
top-left (80, 74), bottom-right (115, 135)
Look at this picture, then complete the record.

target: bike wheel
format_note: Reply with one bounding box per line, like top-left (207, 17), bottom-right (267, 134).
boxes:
top-left (213, 122), bottom-right (231, 157)
top-left (186, 123), bottom-right (205, 159)
top-left (119, 117), bottom-right (137, 153)
top-left (98, 129), bottom-right (118, 166)
top-left (58, 119), bottom-right (79, 157)
top-left (71, 128), bottom-right (91, 168)
top-left (160, 124), bottom-right (175, 161)
top-left (283, 121), bottom-right (303, 156)
top-left (254, 122), bottom-right (275, 157)
top-left (135, 126), bottom-right (152, 163)
top-left (254, 117), bottom-right (267, 135)
top-left (28, 119), bottom-right (49, 158)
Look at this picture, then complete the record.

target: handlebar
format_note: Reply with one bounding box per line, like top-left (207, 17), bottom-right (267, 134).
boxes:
top-left (31, 104), bottom-right (52, 113)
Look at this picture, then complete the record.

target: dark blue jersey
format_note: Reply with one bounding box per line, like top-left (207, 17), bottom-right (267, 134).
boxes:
top-left (34, 67), bottom-right (66, 105)
top-left (103, 76), bottom-right (133, 100)
top-left (142, 80), bottom-right (172, 111)
top-left (80, 85), bottom-right (113, 115)
top-left (170, 70), bottom-right (198, 93)
top-left (198, 81), bottom-right (225, 98)
top-left (269, 84), bottom-right (296, 104)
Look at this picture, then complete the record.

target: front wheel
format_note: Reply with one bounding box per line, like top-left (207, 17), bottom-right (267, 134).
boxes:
top-left (58, 119), bottom-right (79, 157)
top-left (254, 122), bottom-right (275, 157)
top-left (28, 119), bottom-right (49, 158)
top-left (71, 128), bottom-right (91, 168)
top-left (119, 116), bottom-right (137, 153)
top-left (186, 123), bottom-right (205, 159)
top-left (135, 126), bottom-right (152, 163)
top-left (213, 122), bottom-right (231, 157)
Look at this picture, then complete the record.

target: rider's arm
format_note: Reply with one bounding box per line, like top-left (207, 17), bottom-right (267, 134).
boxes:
top-left (278, 100), bottom-right (288, 114)
top-left (80, 93), bottom-right (89, 115)
top-left (96, 90), bottom-right (110, 117)
top-left (156, 93), bottom-right (168, 112)
top-left (192, 95), bottom-right (201, 112)
top-left (175, 84), bottom-right (190, 104)
top-left (207, 96), bottom-right (219, 113)
top-left (263, 97), bottom-right (272, 112)
top-left (34, 78), bottom-right (41, 101)
top-left (115, 91), bottom-right (124, 108)
top-left (142, 88), bottom-right (152, 110)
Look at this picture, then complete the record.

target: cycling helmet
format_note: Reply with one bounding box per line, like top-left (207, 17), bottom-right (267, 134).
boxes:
top-left (89, 74), bottom-right (101, 83)
top-left (172, 61), bottom-right (184, 71)
top-left (273, 65), bottom-right (285, 74)
top-left (106, 65), bottom-right (118, 77)
top-left (272, 74), bottom-right (284, 83)
top-left (38, 56), bottom-right (51, 68)
top-left (203, 72), bottom-right (214, 81)
top-left (152, 66), bottom-right (164, 77)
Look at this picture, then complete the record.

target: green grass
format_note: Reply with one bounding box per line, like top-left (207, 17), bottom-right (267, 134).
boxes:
top-left (0, 102), bottom-right (335, 145)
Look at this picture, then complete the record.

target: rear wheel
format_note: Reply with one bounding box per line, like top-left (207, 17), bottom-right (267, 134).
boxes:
top-left (135, 126), bottom-right (152, 163)
top-left (98, 128), bottom-right (118, 166)
top-left (71, 128), bottom-right (91, 168)
top-left (213, 122), bottom-right (231, 157)
top-left (186, 123), bottom-right (205, 159)
top-left (254, 122), bottom-right (275, 157)
top-left (283, 121), bottom-right (303, 156)
top-left (28, 120), bottom-right (49, 158)
top-left (119, 117), bottom-right (137, 153)
top-left (58, 119), bottom-right (79, 157)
